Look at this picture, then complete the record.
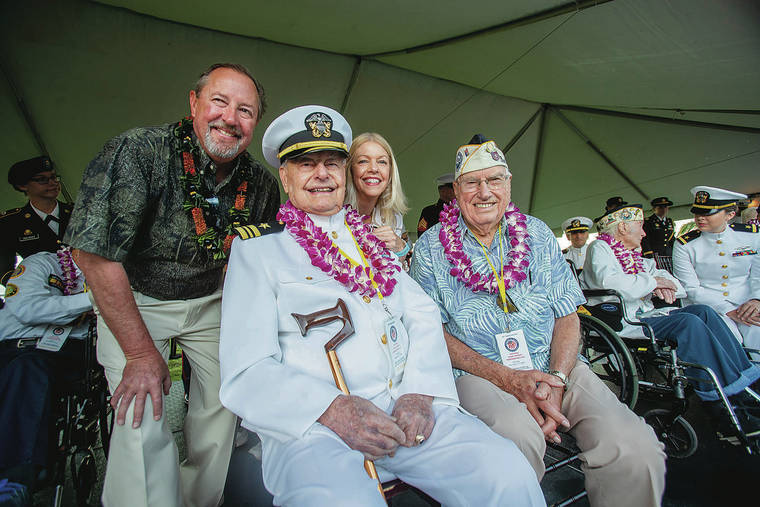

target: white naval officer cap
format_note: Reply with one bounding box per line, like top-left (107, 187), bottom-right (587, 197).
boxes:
top-left (689, 186), bottom-right (746, 215)
top-left (436, 173), bottom-right (454, 187)
top-left (562, 216), bottom-right (593, 233)
top-left (261, 105), bottom-right (352, 168)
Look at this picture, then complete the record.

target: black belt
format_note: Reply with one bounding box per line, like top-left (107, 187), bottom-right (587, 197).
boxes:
top-left (0, 337), bottom-right (42, 349)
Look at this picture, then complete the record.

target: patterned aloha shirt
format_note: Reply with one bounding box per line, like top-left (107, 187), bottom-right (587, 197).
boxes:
top-left (65, 120), bottom-right (281, 300)
top-left (410, 212), bottom-right (585, 375)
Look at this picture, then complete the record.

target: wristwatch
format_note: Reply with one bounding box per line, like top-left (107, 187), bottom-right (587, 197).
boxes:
top-left (548, 370), bottom-right (569, 390)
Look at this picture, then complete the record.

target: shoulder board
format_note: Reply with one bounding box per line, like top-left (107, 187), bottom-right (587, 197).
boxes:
top-left (0, 207), bottom-right (22, 218)
top-left (730, 223), bottom-right (759, 233)
top-left (677, 230), bottom-right (701, 244)
top-left (562, 247), bottom-right (568, 254)
top-left (62, 202), bottom-right (74, 213)
top-left (234, 221), bottom-right (285, 240)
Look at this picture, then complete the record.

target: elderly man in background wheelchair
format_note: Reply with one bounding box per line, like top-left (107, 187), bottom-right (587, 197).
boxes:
top-left (0, 248), bottom-right (92, 493)
top-left (581, 204), bottom-right (760, 441)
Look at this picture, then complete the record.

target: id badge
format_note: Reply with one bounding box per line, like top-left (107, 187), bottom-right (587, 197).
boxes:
top-left (495, 329), bottom-right (534, 370)
top-left (36, 324), bottom-right (73, 352)
top-left (384, 315), bottom-right (409, 385)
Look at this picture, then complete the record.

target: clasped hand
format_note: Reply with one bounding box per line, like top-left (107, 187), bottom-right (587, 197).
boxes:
top-left (496, 368), bottom-right (570, 444)
top-left (318, 393), bottom-right (434, 460)
top-left (727, 299), bottom-right (760, 327)
top-left (371, 225), bottom-right (406, 253)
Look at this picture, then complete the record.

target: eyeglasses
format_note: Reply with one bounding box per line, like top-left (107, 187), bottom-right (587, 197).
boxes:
top-left (458, 174), bottom-right (507, 193)
top-left (29, 175), bottom-right (61, 184)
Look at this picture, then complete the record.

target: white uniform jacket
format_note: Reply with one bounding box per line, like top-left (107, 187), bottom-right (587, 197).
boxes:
top-left (672, 225), bottom-right (760, 313)
top-left (0, 251), bottom-right (91, 341)
top-left (581, 240), bottom-right (685, 338)
top-left (564, 244), bottom-right (588, 271)
top-left (219, 209), bottom-right (459, 443)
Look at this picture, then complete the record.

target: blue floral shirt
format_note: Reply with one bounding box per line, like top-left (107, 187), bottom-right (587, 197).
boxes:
top-left (410, 213), bottom-right (585, 376)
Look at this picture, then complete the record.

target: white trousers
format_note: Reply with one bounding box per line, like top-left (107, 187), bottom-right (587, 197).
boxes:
top-left (96, 290), bottom-right (236, 507)
top-left (261, 404), bottom-right (545, 507)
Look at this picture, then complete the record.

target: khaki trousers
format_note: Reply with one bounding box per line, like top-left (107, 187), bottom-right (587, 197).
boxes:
top-left (96, 290), bottom-right (236, 507)
top-left (456, 361), bottom-right (666, 507)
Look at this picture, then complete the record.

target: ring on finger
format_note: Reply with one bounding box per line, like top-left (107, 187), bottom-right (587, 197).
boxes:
top-left (415, 434), bottom-right (425, 445)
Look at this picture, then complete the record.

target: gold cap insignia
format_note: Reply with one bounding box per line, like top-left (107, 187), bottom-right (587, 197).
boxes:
top-left (695, 191), bottom-right (709, 204)
top-left (305, 112), bottom-right (332, 138)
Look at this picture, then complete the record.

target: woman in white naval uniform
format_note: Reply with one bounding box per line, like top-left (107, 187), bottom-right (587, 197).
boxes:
top-left (673, 186), bottom-right (760, 354)
top-left (561, 216), bottom-right (592, 273)
top-left (219, 105), bottom-right (544, 507)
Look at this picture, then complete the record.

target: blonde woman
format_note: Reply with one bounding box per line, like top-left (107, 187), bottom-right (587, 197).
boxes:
top-left (345, 132), bottom-right (410, 257)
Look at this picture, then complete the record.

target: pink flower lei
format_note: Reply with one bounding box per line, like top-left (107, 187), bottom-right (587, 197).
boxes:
top-left (276, 201), bottom-right (400, 298)
top-left (439, 200), bottom-right (531, 293)
top-left (597, 233), bottom-right (644, 274)
top-left (56, 246), bottom-right (79, 295)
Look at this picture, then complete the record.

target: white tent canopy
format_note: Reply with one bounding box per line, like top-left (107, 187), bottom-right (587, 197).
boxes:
top-left (2, 0), bottom-right (758, 233)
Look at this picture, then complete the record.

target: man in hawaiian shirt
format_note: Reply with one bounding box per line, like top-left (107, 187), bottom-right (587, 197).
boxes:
top-left (411, 134), bottom-right (666, 507)
top-left (218, 106), bottom-right (544, 506)
top-left (65, 63), bottom-right (280, 507)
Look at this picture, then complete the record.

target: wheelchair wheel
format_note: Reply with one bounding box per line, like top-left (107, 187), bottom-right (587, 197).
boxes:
top-left (98, 382), bottom-right (114, 457)
top-left (72, 449), bottom-right (97, 506)
top-left (579, 314), bottom-right (639, 409)
top-left (644, 408), bottom-right (698, 459)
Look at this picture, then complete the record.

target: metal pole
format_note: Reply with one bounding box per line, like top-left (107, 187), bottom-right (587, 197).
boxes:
top-left (528, 105), bottom-right (547, 214)
top-left (551, 107), bottom-right (650, 202)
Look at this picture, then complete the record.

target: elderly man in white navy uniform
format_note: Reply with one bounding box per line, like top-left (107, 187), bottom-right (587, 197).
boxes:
top-left (0, 249), bottom-right (91, 490)
top-left (561, 216), bottom-right (593, 273)
top-left (673, 186), bottom-right (760, 354)
top-left (218, 105), bottom-right (544, 507)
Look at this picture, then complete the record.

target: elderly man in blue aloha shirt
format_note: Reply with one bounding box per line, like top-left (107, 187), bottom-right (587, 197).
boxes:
top-left (410, 134), bottom-right (666, 507)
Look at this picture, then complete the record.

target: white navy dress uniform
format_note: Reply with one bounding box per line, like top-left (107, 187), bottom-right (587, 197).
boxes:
top-left (218, 105), bottom-right (544, 507)
top-left (561, 216), bottom-right (592, 272)
top-left (673, 186), bottom-right (760, 351)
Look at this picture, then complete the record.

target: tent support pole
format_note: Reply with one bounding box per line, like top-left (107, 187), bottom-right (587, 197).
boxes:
top-left (366, 0), bottom-right (616, 58)
top-left (340, 58), bottom-right (362, 114)
top-left (0, 54), bottom-right (73, 203)
top-left (551, 107), bottom-right (649, 202)
top-left (503, 106), bottom-right (543, 153)
top-left (555, 104), bottom-right (760, 134)
top-left (528, 105), bottom-right (547, 214)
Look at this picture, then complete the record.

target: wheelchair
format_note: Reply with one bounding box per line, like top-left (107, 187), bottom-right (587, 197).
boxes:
top-left (49, 318), bottom-right (113, 506)
top-left (578, 289), bottom-right (760, 458)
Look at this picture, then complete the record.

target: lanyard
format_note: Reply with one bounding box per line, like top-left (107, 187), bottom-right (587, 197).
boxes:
top-left (339, 222), bottom-right (389, 309)
top-left (472, 223), bottom-right (510, 314)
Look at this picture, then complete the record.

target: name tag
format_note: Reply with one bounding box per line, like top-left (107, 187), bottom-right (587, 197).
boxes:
top-left (496, 329), bottom-right (534, 370)
top-left (384, 315), bottom-right (409, 385)
top-left (36, 324), bottom-right (73, 352)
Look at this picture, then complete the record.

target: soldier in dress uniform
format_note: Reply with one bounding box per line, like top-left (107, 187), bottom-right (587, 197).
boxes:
top-left (0, 250), bottom-right (91, 491)
top-left (673, 186), bottom-right (760, 355)
top-left (416, 173), bottom-right (454, 238)
top-left (561, 216), bottom-right (592, 273)
top-left (0, 156), bottom-right (73, 284)
top-left (641, 196), bottom-right (675, 259)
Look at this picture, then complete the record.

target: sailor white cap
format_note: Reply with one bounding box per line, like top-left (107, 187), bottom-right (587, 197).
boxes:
top-left (562, 216), bottom-right (593, 233)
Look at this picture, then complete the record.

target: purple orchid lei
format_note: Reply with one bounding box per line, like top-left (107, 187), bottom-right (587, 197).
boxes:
top-left (277, 201), bottom-right (400, 298)
top-left (438, 200), bottom-right (531, 293)
top-left (597, 233), bottom-right (644, 274)
top-left (56, 246), bottom-right (79, 295)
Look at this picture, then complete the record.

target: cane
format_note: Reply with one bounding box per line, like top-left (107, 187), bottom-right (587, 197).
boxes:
top-left (292, 299), bottom-right (385, 499)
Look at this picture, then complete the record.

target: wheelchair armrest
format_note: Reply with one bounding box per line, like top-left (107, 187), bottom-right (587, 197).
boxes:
top-left (582, 288), bottom-right (620, 298)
